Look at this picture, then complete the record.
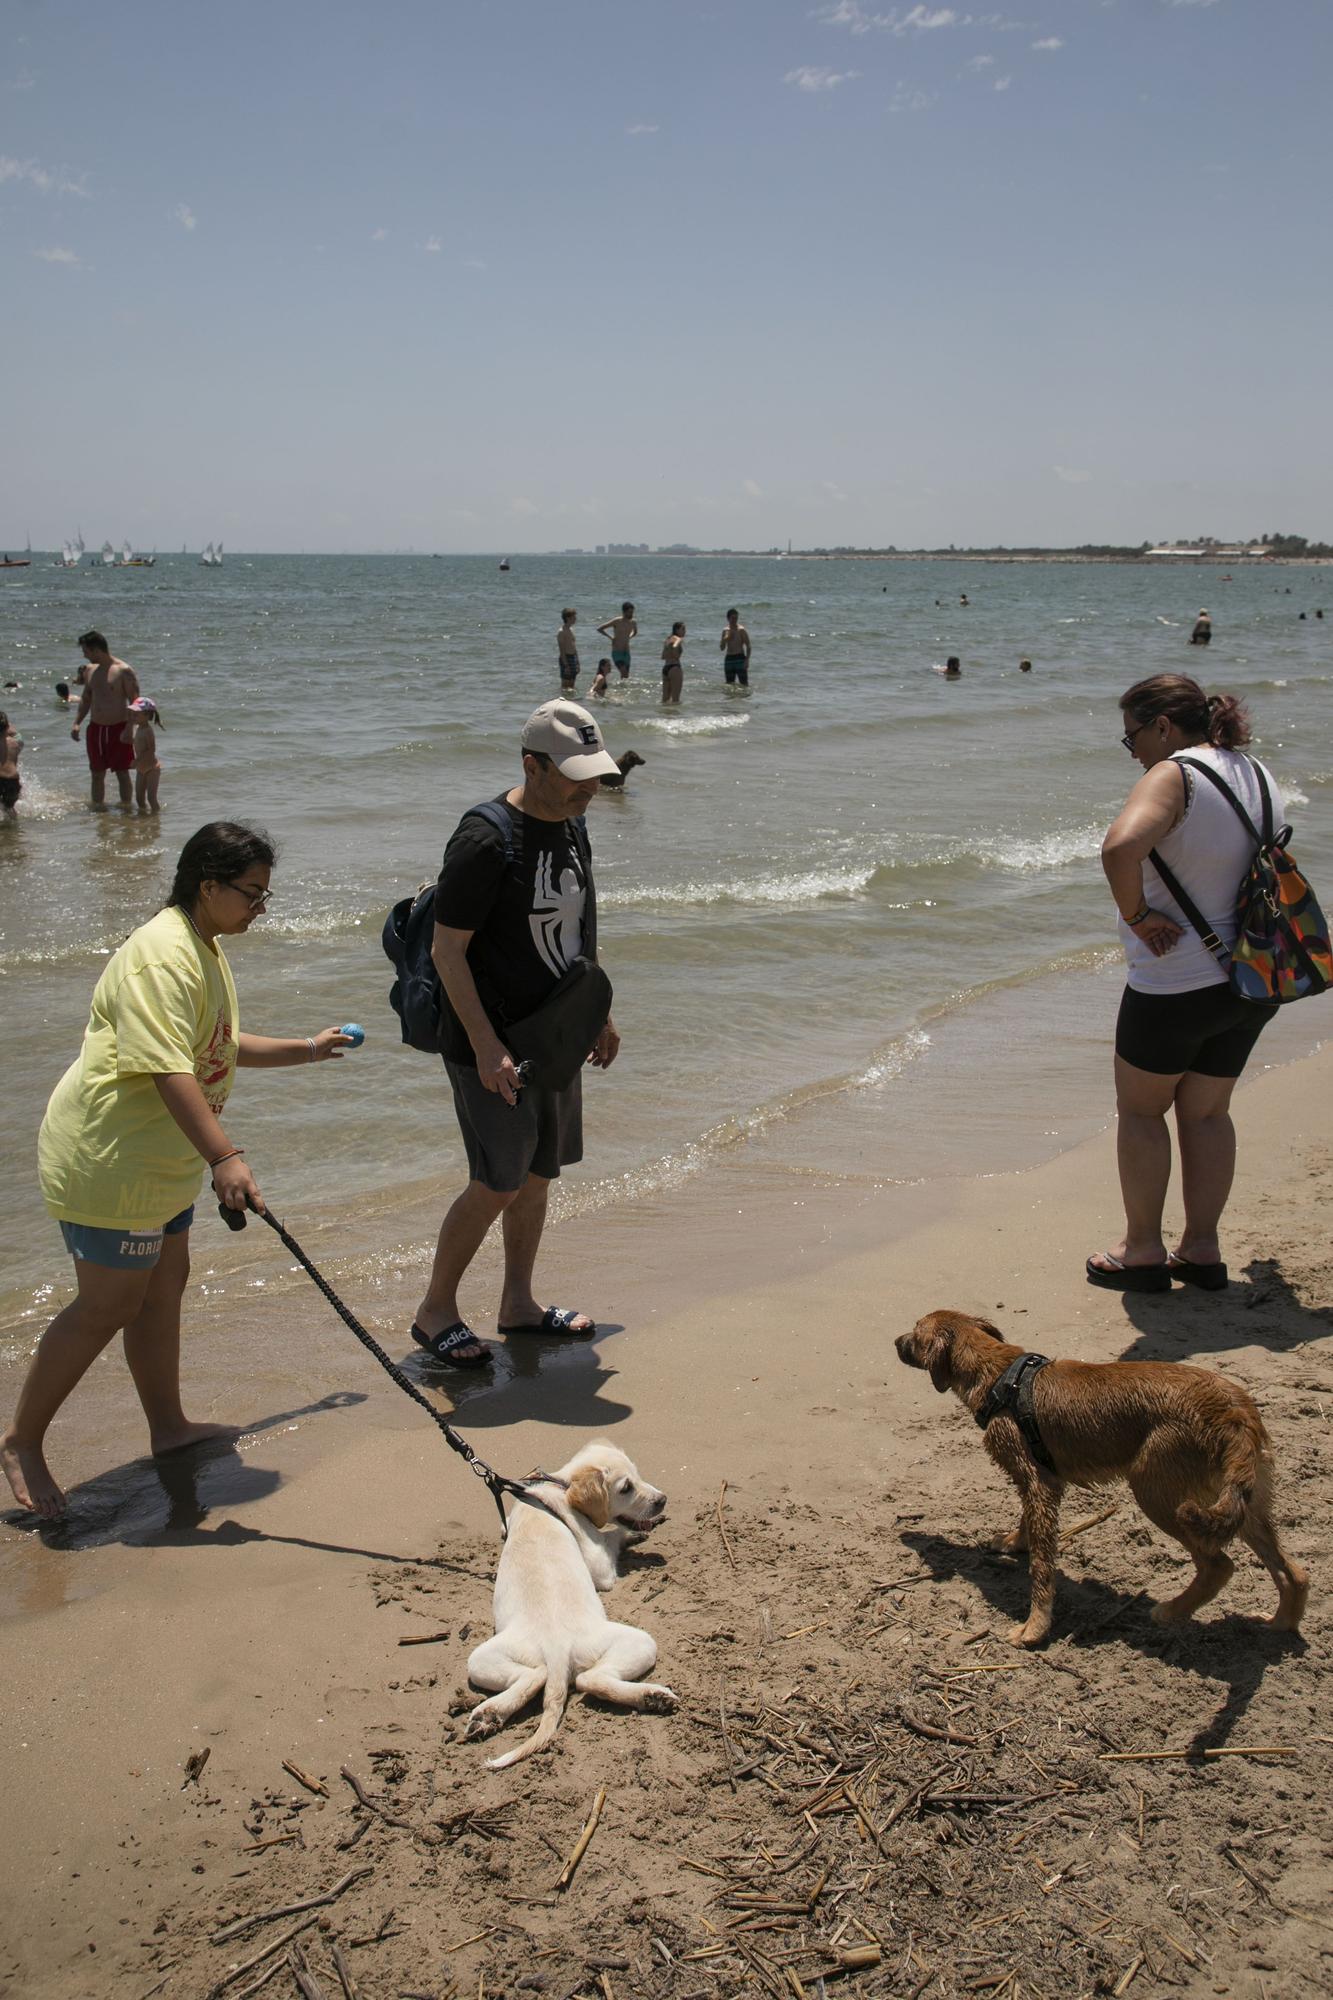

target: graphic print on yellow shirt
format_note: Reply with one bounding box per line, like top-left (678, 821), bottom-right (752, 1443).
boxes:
top-left (38, 905), bottom-right (239, 1229)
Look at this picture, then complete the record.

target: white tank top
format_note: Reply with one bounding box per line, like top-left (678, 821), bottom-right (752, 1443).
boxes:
top-left (1120, 746), bottom-right (1284, 994)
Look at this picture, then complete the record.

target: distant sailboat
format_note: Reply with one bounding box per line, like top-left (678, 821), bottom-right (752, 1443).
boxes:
top-left (101, 540), bottom-right (116, 566)
top-left (498, 557), bottom-right (511, 571)
top-left (59, 540), bottom-right (79, 569)
top-left (199, 542), bottom-right (223, 567)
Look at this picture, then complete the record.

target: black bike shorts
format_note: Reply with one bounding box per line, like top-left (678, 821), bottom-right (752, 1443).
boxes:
top-left (1115, 982), bottom-right (1279, 1079)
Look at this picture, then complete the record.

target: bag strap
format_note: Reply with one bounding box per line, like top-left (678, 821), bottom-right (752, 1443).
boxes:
top-left (462, 798), bottom-right (518, 864)
top-left (570, 813), bottom-right (597, 960)
top-left (1176, 754), bottom-right (1269, 848)
top-left (1145, 846), bottom-right (1231, 968)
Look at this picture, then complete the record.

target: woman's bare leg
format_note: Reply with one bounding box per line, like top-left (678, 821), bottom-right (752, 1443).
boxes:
top-left (1173, 1070), bottom-right (1238, 1265)
top-left (121, 1228), bottom-right (236, 1454)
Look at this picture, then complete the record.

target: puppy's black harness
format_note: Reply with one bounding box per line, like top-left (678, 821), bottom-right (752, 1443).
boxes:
top-left (976, 1353), bottom-right (1057, 1474)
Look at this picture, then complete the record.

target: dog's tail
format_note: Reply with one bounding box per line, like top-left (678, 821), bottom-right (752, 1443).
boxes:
top-left (1176, 1406), bottom-right (1266, 1547)
top-left (484, 1648), bottom-right (571, 1771)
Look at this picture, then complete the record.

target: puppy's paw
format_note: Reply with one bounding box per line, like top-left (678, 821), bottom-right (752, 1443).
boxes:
top-left (1006, 1619), bottom-right (1049, 1649)
top-left (465, 1702), bottom-right (504, 1741)
top-left (992, 1529), bottom-right (1028, 1555)
top-left (1150, 1600), bottom-right (1194, 1627)
top-left (640, 1684), bottom-right (679, 1714)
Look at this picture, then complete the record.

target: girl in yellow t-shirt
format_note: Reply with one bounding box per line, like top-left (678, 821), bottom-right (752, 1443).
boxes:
top-left (1, 821), bottom-right (355, 1521)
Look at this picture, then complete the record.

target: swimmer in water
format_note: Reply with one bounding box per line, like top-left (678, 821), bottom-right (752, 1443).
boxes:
top-left (943, 656), bottom-right (961, 678)
top-left (1019, 658), bottom-right (1032, 673)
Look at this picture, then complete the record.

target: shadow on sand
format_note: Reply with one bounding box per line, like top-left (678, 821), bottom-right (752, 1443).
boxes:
top-left (401, 1321), bottom-right (633, 1433)
top-left (901, 1526), bottom-right (1304, 1753)
top-left (1112, 1257), bottom-right (1333, 1364)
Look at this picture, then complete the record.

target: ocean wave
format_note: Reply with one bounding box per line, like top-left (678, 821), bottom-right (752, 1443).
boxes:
top-left (965, 825), bottom-right (1104, 872)
top-left (629, 712), bottom-right (751, 737)
top-left (600, 864), bottom-right (878, 909)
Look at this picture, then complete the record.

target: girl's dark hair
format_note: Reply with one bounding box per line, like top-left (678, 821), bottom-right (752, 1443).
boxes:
top-left (1118, 673), bottom-right (1252, 750)
top-left (167, 821), bottom-right (275, 909)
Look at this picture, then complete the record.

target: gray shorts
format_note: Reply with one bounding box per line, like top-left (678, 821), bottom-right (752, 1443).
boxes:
top-left (444, 1060), bottom-right (583, 1193)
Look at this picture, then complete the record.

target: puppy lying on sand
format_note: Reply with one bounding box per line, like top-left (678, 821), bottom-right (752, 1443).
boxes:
top-left (465, 1439), bottom-right (677, 1769)
top-left (896, 1310), bottom-right (1307, 1648)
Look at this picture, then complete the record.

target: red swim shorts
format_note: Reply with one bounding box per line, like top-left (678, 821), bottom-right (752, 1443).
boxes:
top-left (86, 721), bottom-right (134, 773)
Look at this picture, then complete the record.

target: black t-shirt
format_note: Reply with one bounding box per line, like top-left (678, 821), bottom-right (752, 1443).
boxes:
top-left (433, 796), bottom-right (590, 1065)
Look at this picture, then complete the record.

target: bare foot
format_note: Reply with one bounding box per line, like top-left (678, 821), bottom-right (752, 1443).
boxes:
top-left (150, 1419), bottom-right (240, 1458)
top-left (1, 1432), bottom-right (67, 1520)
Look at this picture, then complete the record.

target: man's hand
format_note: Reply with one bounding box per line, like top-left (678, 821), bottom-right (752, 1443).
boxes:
top-left (476, 1040), bottom-right (523, 1102)
top-left (70, 725), bottom-right (80, 739)
top-left (588, 1021), bottom-right (621, 1070)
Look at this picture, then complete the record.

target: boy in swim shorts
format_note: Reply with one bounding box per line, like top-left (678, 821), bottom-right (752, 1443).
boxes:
top-left (558, 610), bottom-right (580, 688)
top-left (597, 602), bottom-right (637, 679)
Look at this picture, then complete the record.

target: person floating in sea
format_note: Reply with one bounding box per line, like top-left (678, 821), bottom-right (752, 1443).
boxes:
top-left (557, 609), bottom-right (580, 690)
top-left (54, 680), bottom-right (80, 707)
top-left (661, 622), bottom-right (685, 705)
top-left (0, 709), bottom-right (22, 817)
top-left (942, 656), bottom-right (962, 678)
top-left (596, 603), bottom-right (637, 681)
top-left (71, 629), bottom-right (139, 810)
top-left (590, 658), bottom-right (612, 698)
top-left (125, 696), bottom-right (163, 814)
top-left (1190, 609), bottom-right (1212, 647)
top-left (959, 593), bottom-right (969, 607)
top-left (719, 607), bottom-right (751, 688)
top-left (1019, 658), bottom-right (1033, 673)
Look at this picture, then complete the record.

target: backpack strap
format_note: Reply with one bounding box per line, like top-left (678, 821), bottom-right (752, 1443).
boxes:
top-left (569, 813), bottom-right (597, 960)
top-left (461, 798), bottom-right (518, 864)
top-left (1176, 754), bottom-right (1268, 847)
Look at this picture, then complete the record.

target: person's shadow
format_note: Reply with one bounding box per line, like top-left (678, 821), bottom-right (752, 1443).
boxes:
top-left (2, 1392), bottom-right (364, 1556)
top-left (401, 1322), bottom-right (633, 1433)
top-left (900, 1526), bottom-right (1303, 1752)
top-left (1113, 1258), bottom-right (1333, 1363)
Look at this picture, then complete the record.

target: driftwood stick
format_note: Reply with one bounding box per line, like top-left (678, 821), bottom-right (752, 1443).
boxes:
top-left (339, 1765), bottom-right (414, 1830)
top-left (1058, 1502), bottom-right (1120, 1548)
top-left (211, 1867), bottom-right (372, 1946)
top-left (397, 1630), bottom-right (450, 1646)
top-left (1100, 1746), bottom-right (1297, 1763)
top-left (899, 1708), bottom-right (979, 1748)
top-left (230, 1955), bottom-right (291, 2000)
top-left (242, 1834), bottom-right (298, 1853)
top-left (204, 1915), bottom-right (321, 1998)
top-left (716, 1480), bottom-right (738, 1571)
top-left (330, 1942), bottom-right (361, 2000)
top-left (287, 1942), bottom-right (330, 2000)
top-left (554, 1785), bottom-right (607, 1892)
top-left (282, 1760), bottom-right (329, 1797)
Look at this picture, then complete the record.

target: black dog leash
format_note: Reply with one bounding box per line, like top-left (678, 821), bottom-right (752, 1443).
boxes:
top-left (218, 1200), bottom-right (567, 1536)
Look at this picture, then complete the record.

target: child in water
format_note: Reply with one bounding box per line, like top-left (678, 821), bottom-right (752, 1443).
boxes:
top-left (661, 622), bottom-right (685, 705)
top-left (124, 697), bottom-right (163, 813)
top-left (0, 710), bottom-right (22, 817)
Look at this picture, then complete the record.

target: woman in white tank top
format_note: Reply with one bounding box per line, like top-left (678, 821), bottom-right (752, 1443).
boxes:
top-left (1086, 675), bottom-right (1281, 1297)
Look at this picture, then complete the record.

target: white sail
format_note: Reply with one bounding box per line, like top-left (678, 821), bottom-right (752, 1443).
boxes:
top-left (215, 541), bottom-right (223, 562)
top-left (76, 531), bottom-right (85, 555)
top-left (101, 540), bottom-right (115, 565)
top-left (200, 542), bottom-right (214, 565)
top-left (121, 541), bottom-right (133, 565)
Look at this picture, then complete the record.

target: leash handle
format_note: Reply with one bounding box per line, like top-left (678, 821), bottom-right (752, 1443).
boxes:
top-left (215, 1198), bottom-right (549, 1535)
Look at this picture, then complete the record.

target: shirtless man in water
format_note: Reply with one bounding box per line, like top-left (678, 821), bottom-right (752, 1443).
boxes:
top-left (597, 602), bottom-right (637, 680)
top-left (719, 608), bottom-right (752, 688)
top-left (71, 629), bottom-right (139, 809)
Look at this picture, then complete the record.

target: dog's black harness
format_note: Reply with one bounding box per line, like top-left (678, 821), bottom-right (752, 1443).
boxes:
top-left (976, 1353), bottom-right (1057, 1474)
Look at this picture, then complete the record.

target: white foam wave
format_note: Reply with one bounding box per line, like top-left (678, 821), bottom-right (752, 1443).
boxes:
top-left (853, 1028), bottom-right (931, 1089)
top-left (601, 865), bottom-right (876, 910)
top-left (631, 713), bottom-right (751, 737)
top-left (968, 825), bottom-right (1103, 873)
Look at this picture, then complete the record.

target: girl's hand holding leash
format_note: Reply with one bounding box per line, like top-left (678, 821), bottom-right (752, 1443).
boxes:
top-left (212, 1150), bottom-right (265, 1215)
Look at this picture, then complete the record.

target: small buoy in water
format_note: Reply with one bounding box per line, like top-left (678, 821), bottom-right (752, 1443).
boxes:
top-left (341, 1022), bottom-right (366, 1048)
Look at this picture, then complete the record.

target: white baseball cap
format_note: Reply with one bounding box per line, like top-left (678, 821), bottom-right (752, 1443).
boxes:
top-left (521, 699), bottom-right (620, 781)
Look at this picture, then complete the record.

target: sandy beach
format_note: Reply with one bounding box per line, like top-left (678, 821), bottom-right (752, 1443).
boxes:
top-left (2, 1040), bottom-right (1330, 1998)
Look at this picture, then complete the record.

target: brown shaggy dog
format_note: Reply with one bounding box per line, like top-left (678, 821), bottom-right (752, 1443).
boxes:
top-left (895, 1310), bottom-right (1308, 1647)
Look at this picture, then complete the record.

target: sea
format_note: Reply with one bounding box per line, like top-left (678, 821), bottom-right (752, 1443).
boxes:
top-left (2, 553), bottom-right (1330, 1354)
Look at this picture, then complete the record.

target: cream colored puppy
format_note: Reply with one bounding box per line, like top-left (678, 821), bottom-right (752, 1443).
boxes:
top-left (465, 1439), bottom-right (677, 1769)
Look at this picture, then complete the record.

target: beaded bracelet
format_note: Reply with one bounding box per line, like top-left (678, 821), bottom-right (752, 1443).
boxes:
top-left (306, 1037), bottom-right (317, 1063)
top-left (1126, 903), bottom-right (1150, 926)
top-left (209, 1148), bottom-right (244, 1169)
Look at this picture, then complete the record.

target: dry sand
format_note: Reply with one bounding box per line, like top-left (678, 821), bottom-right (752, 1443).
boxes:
top-left (1, 1045), bottom-right (1331, 1999)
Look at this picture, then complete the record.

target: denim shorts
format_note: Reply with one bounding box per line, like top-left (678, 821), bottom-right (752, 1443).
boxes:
top-left (59, 1205), bottom-right (195, 1270)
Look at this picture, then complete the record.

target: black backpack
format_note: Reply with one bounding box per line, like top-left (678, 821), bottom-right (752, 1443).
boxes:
top-left (382, 803), bottom-right (515, 1053)
top-left (382, 803), bottom-right (597, 1053)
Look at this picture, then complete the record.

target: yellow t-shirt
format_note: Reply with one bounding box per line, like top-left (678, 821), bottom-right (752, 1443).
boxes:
top-left (38, 906), bottom-right (239, 1229)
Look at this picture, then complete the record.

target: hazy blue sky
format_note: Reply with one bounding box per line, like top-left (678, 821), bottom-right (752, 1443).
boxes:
top-left (5, 0), bottom-right (1330, 552)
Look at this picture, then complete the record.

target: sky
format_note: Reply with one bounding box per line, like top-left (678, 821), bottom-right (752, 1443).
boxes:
top-left (4, 0), bottom-right (1331, 553)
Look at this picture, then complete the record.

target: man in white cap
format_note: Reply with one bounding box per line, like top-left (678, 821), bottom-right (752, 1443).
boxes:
top-left (411, 700), bottom-right (622, 1368)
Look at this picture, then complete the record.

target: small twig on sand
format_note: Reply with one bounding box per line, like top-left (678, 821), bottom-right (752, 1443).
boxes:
top-left (397, 1630), bottom-right (450, 1645)
top-left (339, 1765), bottom-right (415, 1831)
top-left (211, 1868), bottom-right (372, 1947)
top-left (242, 1834), bottom-right (298, 1853)
top-left (554, 1785), bottom-right (607, 1892)
top-left (899, 1708), bottom-right (979, 1748)
top-left (718, 1692), bottom-right (739, 1792)
top-left (330, 1942), bottom-right (361, 2000)
top-left (1112, 1952), bottom-right (1144, 1996)
top-left (288, 1941), bottom-right (330, 2000)
top-left (1058, 1502), bottom-right (1120, 1549)
top-left (282, 1759), bottom-right (329, 1797)
top-left (204, 1915), bottom-right (321, 1999)
top-left (230, 1955), bottom-right (290, 2000)
top-left (1100, 1746), bottom-right (1297, 1763)
top-left (716, 1481), bottom-right (738, 1571)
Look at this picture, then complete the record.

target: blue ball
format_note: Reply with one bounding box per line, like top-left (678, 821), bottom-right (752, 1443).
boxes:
top-left (340, 1022), bottom-right (365, 1048)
